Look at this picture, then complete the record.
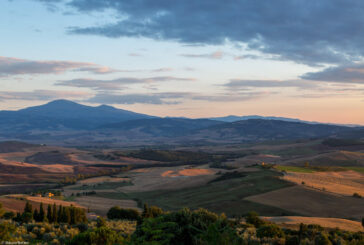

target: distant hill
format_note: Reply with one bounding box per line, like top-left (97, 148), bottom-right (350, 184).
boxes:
top-left (208, 115), bottom-right (361, 127)
top-left (191, 119), bottom-right (358, 142)
top-left (99, 118), bottom-right (223, 137)
top-left (0, 100), bottom-right (153, 132)
top-left (0, 100), bottom-right (362, 145)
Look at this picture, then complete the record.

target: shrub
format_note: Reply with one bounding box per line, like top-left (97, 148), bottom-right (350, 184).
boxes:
top-left (256, 224), bottom-right (285, 238)
top-left (245, 211), bottom-right (265, 228)
top-left (107, 206), bottom-right (141, 221)
top-left (353, 192), bottom-right (362, 198)
top-left (3, 211), bottom-right (15, 220)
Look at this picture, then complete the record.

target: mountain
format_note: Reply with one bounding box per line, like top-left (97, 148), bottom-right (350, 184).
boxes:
top-left (99, 118), bottom-right (223, 137)
top-left (0, 100), bottom-right (153, 132)
top-left (208, 115), bottom-right (361, 127)
top-left (209, 115), bottom-right (313, 123)
top-left (0, 100), bottom-right (362, 145)
top-left (191, 119), bottom-right (359, 142)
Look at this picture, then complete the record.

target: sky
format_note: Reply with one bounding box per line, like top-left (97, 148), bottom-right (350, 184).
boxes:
top-left (1, 0), bottom-right (364, 124)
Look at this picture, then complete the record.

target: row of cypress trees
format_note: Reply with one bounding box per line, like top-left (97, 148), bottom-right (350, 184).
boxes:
top-left (15, 201), bottom-right (87, 225)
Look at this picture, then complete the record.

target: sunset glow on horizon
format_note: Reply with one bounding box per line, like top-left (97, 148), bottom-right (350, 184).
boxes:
top-left (1, 0), bottom-right (364, 124)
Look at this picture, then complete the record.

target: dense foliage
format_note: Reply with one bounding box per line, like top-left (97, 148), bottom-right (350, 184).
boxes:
top-left (11, 201), bottom-right (87, 225)
top-left (0, 203), bottom-right (363, 244)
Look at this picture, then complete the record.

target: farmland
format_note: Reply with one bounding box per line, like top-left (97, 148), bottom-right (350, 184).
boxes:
top-left (1, 139), bottom-right (364, 233)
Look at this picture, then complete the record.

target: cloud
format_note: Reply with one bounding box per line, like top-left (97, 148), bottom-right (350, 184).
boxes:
top-left (190, 91), bottom-right (269, 102)
top-left (301, 64), bottom-right (364, 84)
top-left (86, 90), bottom-right (267, 105)
top-left (150, 67), bottom-right (173, 72)
top-left (86, 93), bottom-right (180, 105)
top-left (128, 53), bottom-right (143, 57)
top-left (56, 76), bottom-right (194, 90)
top-left (223, 80), bottom-right (317, 89)
top-left (180, 51), bottom-right (226, 59)
top-left (0, 90), bottom-right (90, 101)
top-left (47, 0), bottom-right (364, 66)
top-left (0, 56), bottom-right (118, 76)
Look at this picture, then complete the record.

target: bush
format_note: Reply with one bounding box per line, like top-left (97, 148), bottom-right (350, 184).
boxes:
top-left (245, 211), bottom-right (265, 228)
top-left (353, 192), bottom-right (362, 198)
top-left (3, 211), bottom-right (15, 220)
top-left (107, 206), bottom-right (141, 221)
top-left (256, 224), bottom-right (285, 238)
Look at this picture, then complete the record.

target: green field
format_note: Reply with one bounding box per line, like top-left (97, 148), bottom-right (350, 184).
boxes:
top-left (71, 181), bottom-right (133, 190)
top-left (275, 165), bottom-right (316, 173)
top-left (275, 165), bottom-right (364, 173)
top-left (95, 170), bottom-right (296, 217)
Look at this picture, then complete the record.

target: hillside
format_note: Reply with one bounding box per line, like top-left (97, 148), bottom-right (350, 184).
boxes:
top-left (0, 100), bottom-right (153, 132)
top-left (191, 119), bottom-right (359, 142)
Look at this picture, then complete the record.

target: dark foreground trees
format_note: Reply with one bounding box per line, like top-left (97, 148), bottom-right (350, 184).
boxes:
top-left (12, 201), bottom-right (86, 225)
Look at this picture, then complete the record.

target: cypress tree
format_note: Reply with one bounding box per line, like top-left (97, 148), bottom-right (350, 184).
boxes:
top-left (24, 201), bottom-right (32, 214)
top-left (47, 204), bottom-right (52, 223)
top-left (64, 207), bottom-right (71, 224)
top-left (52, 203), bottom-right (57, 223)
top-left (39, 203), bottom-right (45, 222)
top-left (57, 205), bottom-right (63, 223)
top-left (33, 209), bottom-right (39, 222)
top-left (142, 203), bottom-right (149, 218)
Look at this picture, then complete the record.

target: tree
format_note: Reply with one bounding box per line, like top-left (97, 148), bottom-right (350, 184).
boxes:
top-left (24, 201), bottom-right (32, 214)
top-left (57, 205), bottom-right (63, 223)
top-left (96, 216), bottom-right (106, 228)
top-left (47, 204), bottom-right (52, 222)
top-left (52, 203), bottom-right (57, 223)
top-left (3, 211), bottom-right (15, 220)
top-left (257, 224), bottom-right (285, 238)
top-left (0, 203), bottom-right (5, 217)
top-left (39, 203), bottom-right (45, 222)
top-left (245, 211), bottom-right (265, 228)
top-left (107, 206), bottom-right (141, 221)
top-left (22, 201), bottom-right (33, 223)
top-left (33, 208), bottom-right (39, 222)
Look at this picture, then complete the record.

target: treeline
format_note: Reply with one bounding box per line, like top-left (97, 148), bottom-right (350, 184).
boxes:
top-left (322, 138), bottom-right (364, 147)
top-left (10, 201), bottom-right (86, 225)
top-left (1, 202), bottom-right (364, 244)
top-left (76, 206), bottom-right (364, 245)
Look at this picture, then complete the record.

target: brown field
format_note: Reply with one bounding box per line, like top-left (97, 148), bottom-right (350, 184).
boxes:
top-left (119, 165), bottom-right (220, 192)
top-left (263, 216), bottom-right (363, 232)
top-left (73, 196), bottom-right (139, 216)
top-left (283, 170), bottom-right (364, 196)
top-left (161, 168), bottom-right (214, 177)
top-left (246, 186), bottom-right (364, 220)
top-left (78, 176), bottom-right (130, 184)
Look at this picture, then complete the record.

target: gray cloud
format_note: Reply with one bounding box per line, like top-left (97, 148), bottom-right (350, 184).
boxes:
top-left (223, 80), bottom-right (318, 89)
top-left (0, 89), bottom-right (90, 101)
top-left (180, 51), bottom-right (226, 60)
top-left (56, 76), bottom-right (194, 91)
top-left (42, 0), bottom-right (364, 66)
top-left (301, 64), bottom-right (364, 84)
top-left (86, 93), bottom-right (180, 105)
top-left (0, 56), bottom-right (118, 76)
top-left (86, 90), bottom-right (267, 105)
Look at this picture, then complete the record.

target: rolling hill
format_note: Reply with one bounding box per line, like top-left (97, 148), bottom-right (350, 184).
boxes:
top-left (0, 100), bottom-right (362, 145)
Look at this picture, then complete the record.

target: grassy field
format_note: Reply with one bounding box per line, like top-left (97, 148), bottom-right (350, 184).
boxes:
top-left (275, 165), bottom-right (364, 173)
top-left (70, 181), bottom-right (133, 190)
top-left (246, 185), bottom-right (364, 221)
top-left (263, 216), bottom-right (364, 232)
top-left (94, 169), bottom-right (296, 217)
top-left (275, 165), bottom-right (316, 173)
